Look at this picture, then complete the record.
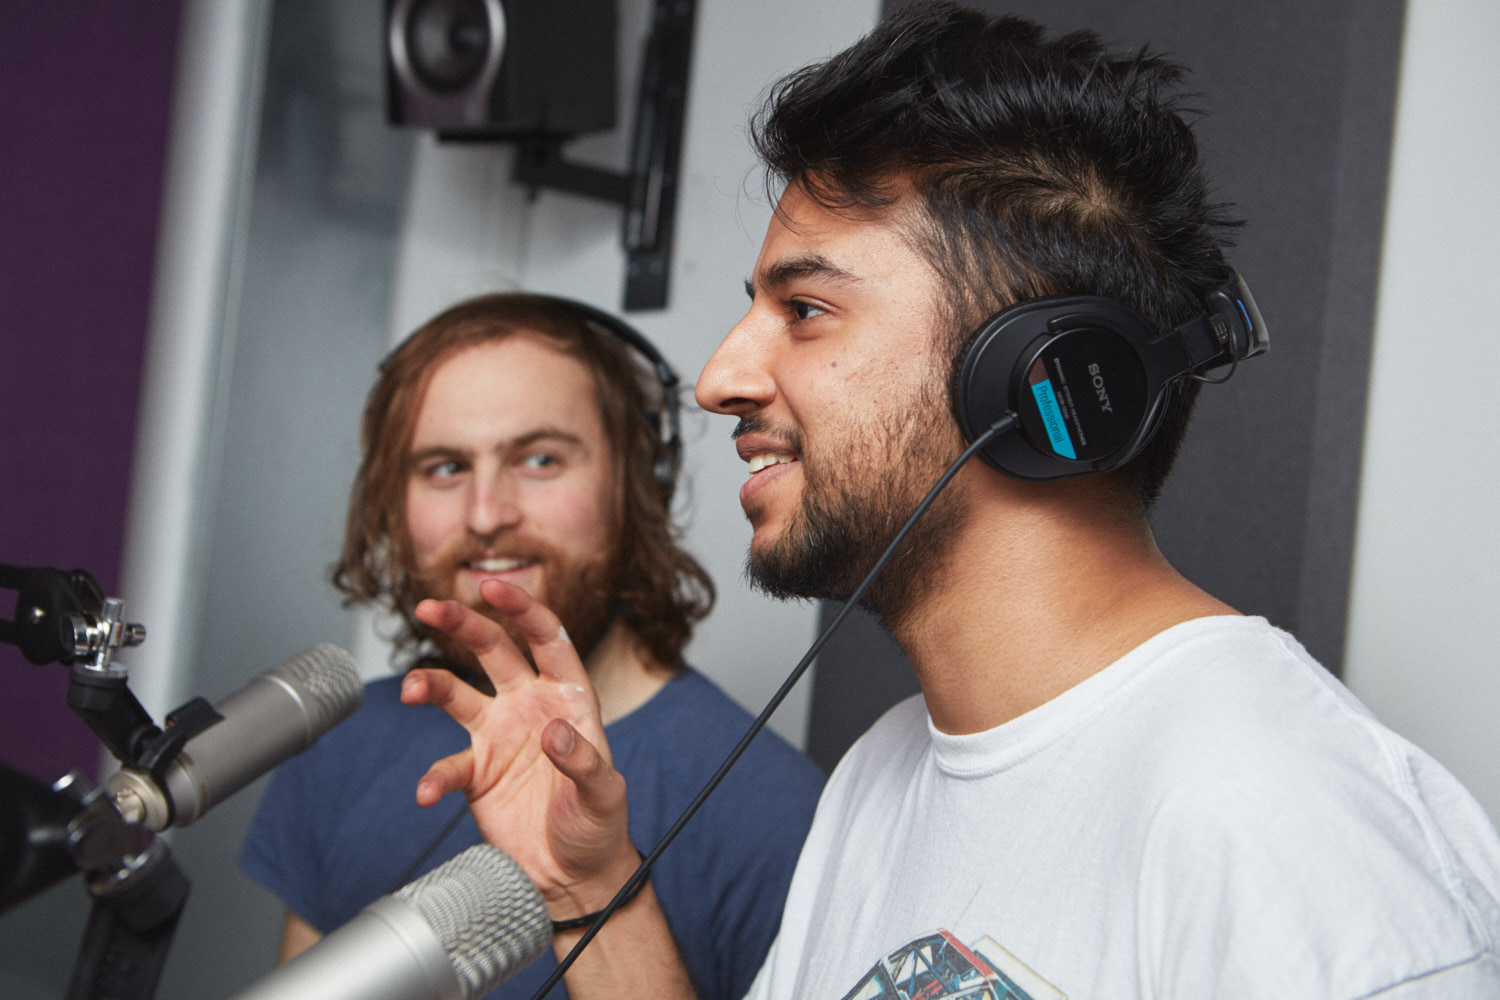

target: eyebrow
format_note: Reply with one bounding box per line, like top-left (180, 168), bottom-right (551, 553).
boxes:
top-left (512, 428), bottom-right (585, 450)
top-left (744, 253), bottom-right (860, 299)
top-left (407, 428), bottom-right (586, 465)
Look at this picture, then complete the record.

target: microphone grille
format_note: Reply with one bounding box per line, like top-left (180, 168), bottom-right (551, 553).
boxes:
top-left (269, 643), bottom-right (364, 732)
top-left (395, 844), bottom-right (550, 998)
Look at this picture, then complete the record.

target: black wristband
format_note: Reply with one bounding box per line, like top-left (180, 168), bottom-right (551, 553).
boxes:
top-left (551, 853), bottom-right (647, 933)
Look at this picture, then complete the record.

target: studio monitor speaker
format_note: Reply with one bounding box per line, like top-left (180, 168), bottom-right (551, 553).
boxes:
top-left (386, 0), bottom-right (617, 138)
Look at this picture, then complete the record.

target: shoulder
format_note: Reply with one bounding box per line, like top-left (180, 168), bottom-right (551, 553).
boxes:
top-left (1127, 620), bottom-right (1475, 847)
top-left (1115, 617), bottom-right (1386, 779)
top-left (1124, 620), bottom-right (1420, 798)
top-left (1125, 619), bottom-right (1500, 995)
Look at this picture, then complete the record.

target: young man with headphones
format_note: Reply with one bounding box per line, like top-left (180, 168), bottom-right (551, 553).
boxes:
top-left (237, 293), bottom-right (825, 1000)
top-left (404, 5), bottom-right (1500, 998)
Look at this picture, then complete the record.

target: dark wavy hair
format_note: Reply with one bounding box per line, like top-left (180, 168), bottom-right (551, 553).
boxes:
top-left (334, 293), bottom-right (715, 668)
top-left (751, 1), bottom-right (1242, 506)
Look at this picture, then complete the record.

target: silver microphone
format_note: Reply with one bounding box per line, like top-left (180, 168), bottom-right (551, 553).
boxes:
top-left (229, 844), bottom-right (551, 1000)
top-left (106, 643), bottom-right (363, 829)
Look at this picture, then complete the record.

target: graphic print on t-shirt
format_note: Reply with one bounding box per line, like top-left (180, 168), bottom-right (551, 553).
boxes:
top-left (838, 930), bottom-right (1065, 1000)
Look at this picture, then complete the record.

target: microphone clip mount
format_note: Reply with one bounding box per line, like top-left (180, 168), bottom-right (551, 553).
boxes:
top-left (0, 564), bottom-right (145, 673)
top-left (0, 563), bottom-right (209, 777)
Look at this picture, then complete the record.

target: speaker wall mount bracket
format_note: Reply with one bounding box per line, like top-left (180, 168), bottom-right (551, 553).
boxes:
top-left (389, 0), bottom-right (697, 312)
top-left (515, 0), bottom-right (695, 312)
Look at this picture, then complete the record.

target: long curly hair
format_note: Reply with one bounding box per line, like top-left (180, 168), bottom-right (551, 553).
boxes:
top-left (333, 293), bottom-right (715, 668)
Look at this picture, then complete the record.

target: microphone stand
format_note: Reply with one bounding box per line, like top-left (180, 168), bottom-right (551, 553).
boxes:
top-left (2, 764), bottom-right (190, 1000)
top-left (1, 563), bottom-right (205, 1000)
top-left (63, 783), bottom-right (191, 1000)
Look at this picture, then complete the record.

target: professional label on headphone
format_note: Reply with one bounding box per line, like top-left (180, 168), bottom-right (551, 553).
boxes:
top-left (1027, 370), bottom-right (1077, 460)
top-left (1016, 329), bottom-right (1148, 463)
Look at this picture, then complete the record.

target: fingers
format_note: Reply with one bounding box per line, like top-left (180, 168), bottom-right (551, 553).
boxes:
top-left (413, 597), bottom-right (533, 690)
top-left (415, 746), bottom-right (475, 808)
top-left (401, 667), bottom-right (493, 729)
top-left (478, 580), bottom-right (590, 686)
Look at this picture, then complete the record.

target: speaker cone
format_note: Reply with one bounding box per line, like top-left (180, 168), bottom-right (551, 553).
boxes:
top-left (401, 0), bottom-right (500, 95)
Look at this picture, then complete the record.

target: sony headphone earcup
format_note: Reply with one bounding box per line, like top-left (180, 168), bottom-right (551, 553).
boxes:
top-left (952, 296), bottom-right (1168, 482)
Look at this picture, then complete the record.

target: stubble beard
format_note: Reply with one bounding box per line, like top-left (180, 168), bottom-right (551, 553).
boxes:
top-left (407, 532), bottom-right (624, 681)
top-left (745, 381), bottom-right (969, 632)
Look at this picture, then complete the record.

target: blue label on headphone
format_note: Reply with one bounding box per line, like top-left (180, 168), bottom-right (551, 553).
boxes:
top-left (1029, 379), bottom-right (1077, 459)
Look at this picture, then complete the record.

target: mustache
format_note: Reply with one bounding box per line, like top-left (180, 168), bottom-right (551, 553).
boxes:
top-left (416, 536), bottom-right (558, 590)
top-left (731, 413), bottom-right (804, 452)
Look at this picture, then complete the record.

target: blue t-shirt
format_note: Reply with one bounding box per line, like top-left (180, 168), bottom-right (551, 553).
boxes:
top-left (240, 666), bottom-right (824, 1000)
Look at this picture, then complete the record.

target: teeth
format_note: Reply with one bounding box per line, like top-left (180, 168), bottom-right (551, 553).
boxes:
top-left (747, 453), bottom-right (796, 474)
top-left (468, 557), bottom-right (532, 572)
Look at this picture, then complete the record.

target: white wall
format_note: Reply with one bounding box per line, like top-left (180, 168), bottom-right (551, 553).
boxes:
top-left (1344, 0), bottom-right (1500, 823)
top-left (119, 0), bottom-right (271, 724)
top-left (355, 0), bottom-right (883, 748)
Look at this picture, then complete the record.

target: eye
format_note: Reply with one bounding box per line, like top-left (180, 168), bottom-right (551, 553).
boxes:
top-left (426, 459), bottom-right (463, 480)
top-left (520, 452), bottom-right (561, 473)
top-left (791, 299), bottom-right (827, 321)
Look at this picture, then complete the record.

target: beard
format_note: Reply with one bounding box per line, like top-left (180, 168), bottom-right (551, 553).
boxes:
top-left (743, 379), bottom-right (969, 630)
top-left (407, 531), bottom-right (625, 682)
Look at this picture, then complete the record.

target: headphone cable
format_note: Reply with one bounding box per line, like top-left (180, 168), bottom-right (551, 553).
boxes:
top-left (529, 412), bottom-right (1018, 1000)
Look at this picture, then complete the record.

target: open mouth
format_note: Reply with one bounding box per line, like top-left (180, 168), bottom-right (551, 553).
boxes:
top-left (738, 448), bottom-right (800, 508)
top-left (746, 452), bottom-right (798, 475)
top-left (463, 556), bottom-right (539, 573)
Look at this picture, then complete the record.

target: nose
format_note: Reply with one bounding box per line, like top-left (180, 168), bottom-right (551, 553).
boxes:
top-left (466, 468), bottom-right (522, 538)
top-left (697, 305), bottom-right (777, 416)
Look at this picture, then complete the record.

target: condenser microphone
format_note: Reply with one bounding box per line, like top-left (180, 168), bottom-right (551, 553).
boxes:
top-left (230, 844), bottom-right (551, 1000)
top-left (106, 643), bottom-right (363, 829)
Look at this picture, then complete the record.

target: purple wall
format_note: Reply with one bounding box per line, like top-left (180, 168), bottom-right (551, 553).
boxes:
top-left (0, 4), bottom-right (183, 781)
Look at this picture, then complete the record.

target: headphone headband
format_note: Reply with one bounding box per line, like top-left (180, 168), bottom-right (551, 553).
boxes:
top-left (539, 297), bottom-right (682, 495)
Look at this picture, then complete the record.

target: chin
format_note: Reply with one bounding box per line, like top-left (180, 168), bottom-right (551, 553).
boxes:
top-left (746, 533), bottom-right (784, 573)
top-left (746, 508), bottom-right (793, 546)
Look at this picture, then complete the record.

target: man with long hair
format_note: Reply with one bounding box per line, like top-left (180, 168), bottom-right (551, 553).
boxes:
top-left (239, 293), bottom-right (824, 1000)
top-left (396, 6), bottom-right (1499, 999)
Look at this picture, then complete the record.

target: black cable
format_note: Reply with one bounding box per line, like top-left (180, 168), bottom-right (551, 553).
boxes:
top-left (528, 412), bottom-right (1018, 1000)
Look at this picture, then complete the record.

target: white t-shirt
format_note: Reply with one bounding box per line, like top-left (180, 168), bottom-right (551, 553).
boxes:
top-left (748, 617), bottom-right (1500, 999)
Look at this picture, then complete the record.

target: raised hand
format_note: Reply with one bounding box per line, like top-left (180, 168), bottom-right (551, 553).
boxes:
top-left (403, 578), bottom-right (639, 918)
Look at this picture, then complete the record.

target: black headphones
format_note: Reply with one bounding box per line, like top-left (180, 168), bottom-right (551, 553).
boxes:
top-left (543, 297), bottom-right (683, 496)
top-left (952, 271), bottom-right (1268, 481)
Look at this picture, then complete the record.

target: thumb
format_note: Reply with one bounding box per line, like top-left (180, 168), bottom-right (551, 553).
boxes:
top-left (542, 718), bottom-right (627, 824)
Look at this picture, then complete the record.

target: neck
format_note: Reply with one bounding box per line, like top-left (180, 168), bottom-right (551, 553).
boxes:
top-left (584, 619), bottom-right (677, 725)
top-left (889, 467), bottom-right (1236, 736)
